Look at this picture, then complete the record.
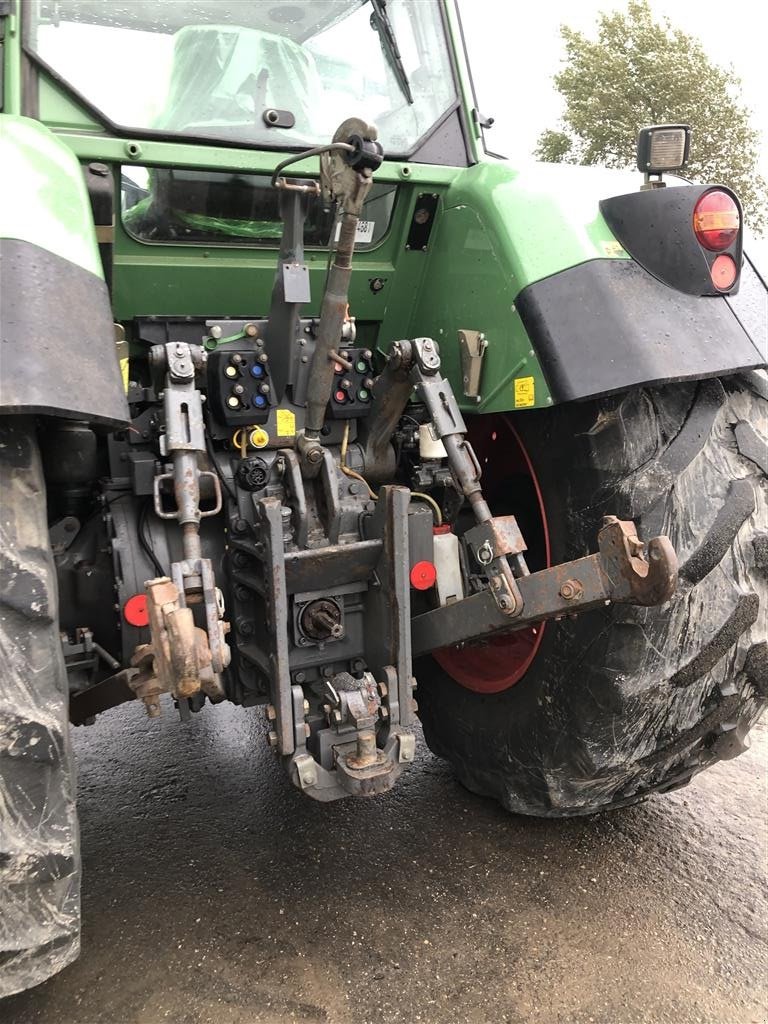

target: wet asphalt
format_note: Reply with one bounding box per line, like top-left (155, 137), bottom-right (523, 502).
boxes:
top-left (3, 702), bottom-right (767, 1024)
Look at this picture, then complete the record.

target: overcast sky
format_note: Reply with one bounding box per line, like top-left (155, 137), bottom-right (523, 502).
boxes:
top-left (457, 0), bottom-right (767, 262)
top-left (458, 0), bottom-right (767, 176)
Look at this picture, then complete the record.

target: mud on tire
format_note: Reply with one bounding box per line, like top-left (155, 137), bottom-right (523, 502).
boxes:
top-left (417, 374), bottom-right (768, 816)
top-left (0, 418), bottom-right (80, 996)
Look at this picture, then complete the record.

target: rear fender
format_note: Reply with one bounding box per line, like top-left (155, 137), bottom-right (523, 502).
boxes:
top-left (411, 163), bottom-right (766, 410)
top-left (0, 115), bottom-right (128, 427)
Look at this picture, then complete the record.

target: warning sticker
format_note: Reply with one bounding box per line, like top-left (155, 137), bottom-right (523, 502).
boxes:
top-left (601, 239), bottom-right (627, 258)
top-left (334, 219), bottom-right (375, 244)
top-left (514, 376), bottom-right (536, 408)
top-left (120, 357), bottom-right (129, 393)
top-left (276, 409), bottom-right (296, 437)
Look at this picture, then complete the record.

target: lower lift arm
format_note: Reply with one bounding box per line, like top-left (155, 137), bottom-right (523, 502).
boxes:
top-left (363, 337), bottom-right (678, 654)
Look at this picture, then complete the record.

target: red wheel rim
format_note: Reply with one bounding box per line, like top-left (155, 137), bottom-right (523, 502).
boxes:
top-left (434, 416), bottom-right (550, 694)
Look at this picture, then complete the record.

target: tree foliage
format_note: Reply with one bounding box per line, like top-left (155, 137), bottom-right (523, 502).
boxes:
top-left (535, 0), bottom-right (767, 234)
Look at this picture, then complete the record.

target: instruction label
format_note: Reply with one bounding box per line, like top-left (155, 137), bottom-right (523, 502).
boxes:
top-left (276, 409), bottom-right (296, 437)
top-left (334, 220), bottom-right (375, 244)
top-left (514, 376), bottom-right (536, 408)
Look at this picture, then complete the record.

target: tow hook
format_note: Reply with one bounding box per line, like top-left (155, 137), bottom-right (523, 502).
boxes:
top-left (411, 515), bottom-right (678, 657)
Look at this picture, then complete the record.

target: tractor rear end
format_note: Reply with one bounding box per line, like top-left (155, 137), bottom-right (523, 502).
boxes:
top-left (1, 0), bottom-right (766, 997)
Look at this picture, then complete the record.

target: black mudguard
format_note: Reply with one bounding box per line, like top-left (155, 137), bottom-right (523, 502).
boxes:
top-left (517, 255), bottom-right (767, 403)
top-left (0, 238), bottom-right (129, 428)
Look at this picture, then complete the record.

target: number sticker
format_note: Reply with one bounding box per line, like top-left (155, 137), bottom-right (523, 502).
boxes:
top-left (334, 220), bottom-right (375, 244)
top-left (514, 376), bottom-right (536, 408)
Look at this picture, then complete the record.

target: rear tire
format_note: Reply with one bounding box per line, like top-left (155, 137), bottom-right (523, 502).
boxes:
top-left (417, 374), bottom-right (768, 816)
top-left (0, 418), bottom-right (80, 996)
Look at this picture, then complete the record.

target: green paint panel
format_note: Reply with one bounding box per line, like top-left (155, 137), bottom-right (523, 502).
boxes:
top-left (112, 179), bottom-right (443, 324)
top-left (442, 161), bottom-right (634, 292)
top-left (0, 115), bottom-right (103, 278)
top-left (409, 202), bottom-right (550, 411)
top-left (409, 160), bottom-right (639, 410)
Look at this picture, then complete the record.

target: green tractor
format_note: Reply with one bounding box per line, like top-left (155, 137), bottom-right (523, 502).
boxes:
top-left (1, 0), bottom-right (765, 997)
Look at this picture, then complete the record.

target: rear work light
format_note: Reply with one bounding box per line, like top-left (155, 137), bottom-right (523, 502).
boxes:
top-left (636, 125), bottom-right (691, 174)
top-left (693, 190), bottom-right (740, 251)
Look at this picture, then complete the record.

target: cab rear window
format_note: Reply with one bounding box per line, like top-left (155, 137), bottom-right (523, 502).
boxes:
top-left (121, 166), bottom-right (396, 248)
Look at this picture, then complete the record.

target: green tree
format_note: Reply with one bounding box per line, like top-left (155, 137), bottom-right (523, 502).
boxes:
top-left (535, 0), bottom-right (767, 234)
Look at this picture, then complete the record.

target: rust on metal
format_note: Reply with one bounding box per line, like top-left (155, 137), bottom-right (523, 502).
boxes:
top-left (559, 578), bottom-right (584, 600)
top-left (412, 517), bottom-right (678, 656)
top-left (598, 516), bottom-right (678, 606)
top-left (129, 576), bottom-right (225, 716)
top-left (345, 729), bottom-right (380, 770)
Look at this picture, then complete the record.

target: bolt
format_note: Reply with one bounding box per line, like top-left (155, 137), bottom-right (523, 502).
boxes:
top-left (234, 584), bottom-right (250, 601)
top-left (236, 618), bottom-right (254, 638)
top-left (333, 709), bottom-right (342, 724)
top-left (378, 681), bottom-right (388, 698)
top-left (323, 703), bottom-right (332, 715)
top-left (294, 670), bottom-right (306, 684)
top-left (210, 325), bottom-right (222, 339)
top-left (306, 446), bottom-right (323, 465)
top-left (266, 704), bottom-right (276, 721)
top-left (268, 730), bottom-right (278, 748)
top-left (304, 723), bottom-right (311, 738)
top-left (559, 578), bottom-right (584, 601)
top-left (498, 595), bottom-right (511, 610)
top-left (411, 699), bottom-right (419, 713)
top-left (380, 706), bottom-right (389, 719)
top-left (303, 698), bottom-right (310, 715)
top-left (232, 518), bottom-right (248, 534)
top-left (245, 323), bottom-right (258, 337)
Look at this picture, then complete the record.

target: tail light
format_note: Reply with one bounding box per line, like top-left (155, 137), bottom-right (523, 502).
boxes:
top-left (710, 254), bottom-right (738, 291)
top-left (693, 190), bottom-right (740, 251)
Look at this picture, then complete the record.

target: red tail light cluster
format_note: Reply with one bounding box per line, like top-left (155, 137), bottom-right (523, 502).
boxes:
top-left (692, 190), bottom-right (741, 291)
top-left (693, 190), bottom-right (740, 250)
